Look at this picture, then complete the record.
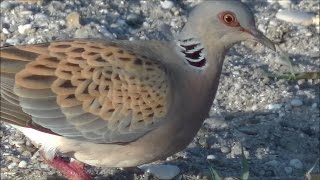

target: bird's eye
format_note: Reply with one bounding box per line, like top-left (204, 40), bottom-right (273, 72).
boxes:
top-left (224, 14), bottom-right (235, 24)
top-left (218, 11), bottom-right (240, 27)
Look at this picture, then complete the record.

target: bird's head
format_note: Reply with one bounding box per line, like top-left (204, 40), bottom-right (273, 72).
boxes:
top-left (181, 0), bottom-right (275, 51)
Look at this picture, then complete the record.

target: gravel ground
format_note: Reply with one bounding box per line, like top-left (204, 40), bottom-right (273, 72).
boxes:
top-left (0, 0), bottom-right (319, 179)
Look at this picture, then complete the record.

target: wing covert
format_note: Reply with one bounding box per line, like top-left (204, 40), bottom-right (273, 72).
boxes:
top-left (0, 39), bottom-right (170, 143)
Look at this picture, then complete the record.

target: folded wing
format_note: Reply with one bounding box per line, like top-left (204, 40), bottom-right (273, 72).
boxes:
top-left (0, 40), bottom-right (170, 143)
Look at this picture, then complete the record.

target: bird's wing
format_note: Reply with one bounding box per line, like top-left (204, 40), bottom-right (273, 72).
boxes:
top-left (0, 39), bottom-right (170, 143)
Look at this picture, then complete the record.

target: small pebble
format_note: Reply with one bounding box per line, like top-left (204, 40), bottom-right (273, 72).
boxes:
top-left (66, 12), bottom-right (81, 29)
top-left (34, 13), bottom-right (48, 21)
top-left (75, 26), bottom-right (95, 38)
top-left (311, 103), bottom-right (318, 109)
top-left (20, 11), bottom-right (33, 16)
top-left (6, 38), bottom-right (20, 45)
top-left (266, 160), bottom-right (279, 167)
top-left (284, 104), bottom-right (292, 111)
top-left (7, 156), bottom-right (20, 162)
top-left (305, 32), bottom-right (312, 37)
top-left (206, 154), bottom-right (216, 160)
top-left (234, 83), bottom-right (242, 90)
top-left (221, 146), bottom-right (231, 153)
top-left (0, 33), bottom-right (6, 42)
top-left (297, 79), bottom-right (305, 85)
top-left (284, 166), bottom-right (293, 174)
top-left (25, 140), bottom-right (32, 147)
top-left (290, 99), bottom-right (303, 107)
top-left (40, 163), bottom-right (49, 169)
top-left (126, 14), bottom-right (143, 28)
top-left (0, 1), bottom-right (12, 10)
top-left (18, 161), bottom-right (27, 168)
top-left (267, 104), bottom-right (282, 110)
top-left (160, 0), bottom-right (174, 9)
top-left (2, 28), bottom-right (10, 34)
top-left (278, 0), bottom-right (292, 8)
top-left (258, 24), bottom-right (266, 33)
top-left (8, 162), bottom-right (17, 170)
top-left (18, 24), bottom-right (32, 35)
top-left (289, 159), bottom-right (303, 169)
top-left (230, 143), bottom-right (242, 157)
top-left (276, 10), bottom-right (316, 26)
top-left (251, 105), bottom-right (258, 111)
top-left (139, 164), bottom-right (180, 179)
top-left (21, 151), bottom-right (32, 158)
top-left (278, 111), bottom-right (285, 117)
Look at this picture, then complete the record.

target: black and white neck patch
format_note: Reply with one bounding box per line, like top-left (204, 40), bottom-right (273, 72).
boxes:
top-left (176, 38), bottom-right (207, 69)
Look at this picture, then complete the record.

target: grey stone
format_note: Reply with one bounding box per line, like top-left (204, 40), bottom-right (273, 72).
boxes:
top-left (139, 164), bottom-right (180, 179)
top-left (284, 166), bottom-right (293, 174)
top-left (221, 146), bottom-right (231, 154)
top-left (0, 1), bottom-right (12, 10)
top-left (290, 99), bottom-right (303, 107)
top-left (126, 14), bottom-right (143, 29)
top-left (289, 159), bottom-right (303, 169)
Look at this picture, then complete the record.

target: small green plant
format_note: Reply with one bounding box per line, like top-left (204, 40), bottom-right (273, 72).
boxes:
top-left (209, 145), bottom-right (249, 180)
top-left (262, 45), bottom-right (320, 81)
top-left (209, 166), bottom-right (222, 180)
top-left (305, 158), bottom-right (319, 180)
top-left (241, 145), bottom-right (249, 180)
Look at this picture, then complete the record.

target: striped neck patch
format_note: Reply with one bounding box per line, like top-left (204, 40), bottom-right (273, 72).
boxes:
top-left (176, 38), bottom-right (206, 68)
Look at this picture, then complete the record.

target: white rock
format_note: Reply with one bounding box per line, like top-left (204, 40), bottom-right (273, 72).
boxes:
top-left (258, 24), bottom-right (266, 33)
top-left (6, 38), bottom-right (20, 45)
top-left (305, 32), bottom-right (312, 37)
top-left (266, 104), bottom-right (282, 110)
top-left (278, 0), bottom-right (292, 8)
top-left (34, 13), bottom-right (48, 20)
top-left (27, 38), bottom-right (36, 44)
top-left (18, 24), bottom-right (32, 35)
top-left (40, 163), bottom-right (49, 169)
top-left (8, 162), bottom-right (17, 169)
top-left (267, 0), bottom-right (276, 4)
top-left (276, 10), bottom-right (315, 26)
top-left (160, 1), bottom-right (174, 10)
top-left (18, 160), bottom-right (27, 168)
top-left (20, 11), bottom-right (33, 15)
top-left (289, 159), bottom-right (303, 169)
top-left (251, 105), bottom-right (258, 111)
top-left (143, 22), bottom-right (150, 28)
top-left (139, 164), bottom-right (180, 179)
top-left (2, 28), bottom-right (9, 34)
top-left (207, 154), bottom-right (216, 160)
top-left (290, 99), bottom-right (303, 107)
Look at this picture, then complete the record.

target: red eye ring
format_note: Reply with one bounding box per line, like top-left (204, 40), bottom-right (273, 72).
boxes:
top-left (218, 11), bottom-right (240, 27)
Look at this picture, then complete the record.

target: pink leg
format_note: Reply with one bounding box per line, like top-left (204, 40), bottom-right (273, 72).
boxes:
top-left (41, 156), bottom-right (92, 180)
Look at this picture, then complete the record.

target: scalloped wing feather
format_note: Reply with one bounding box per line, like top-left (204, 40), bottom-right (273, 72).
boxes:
top-left (0, 39), bottom-right (170, 143)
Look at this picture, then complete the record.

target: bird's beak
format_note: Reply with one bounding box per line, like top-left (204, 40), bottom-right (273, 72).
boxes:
top-left (244, 28), bottom-right (276, 51)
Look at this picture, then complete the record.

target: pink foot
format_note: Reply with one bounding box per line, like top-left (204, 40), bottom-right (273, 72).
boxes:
top-left (42, 156), bottom-right (92, 180)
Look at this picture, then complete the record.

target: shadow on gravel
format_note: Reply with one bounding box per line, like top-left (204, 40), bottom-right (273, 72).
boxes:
top-left (92, 94), bottom-right (319, 179)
